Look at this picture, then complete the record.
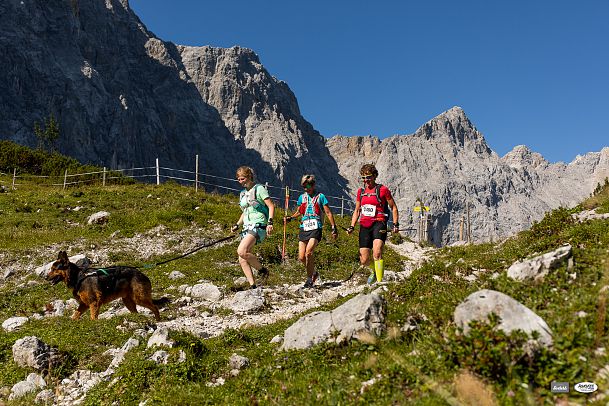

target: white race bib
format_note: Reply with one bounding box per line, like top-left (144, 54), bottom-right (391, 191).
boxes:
top-left (302, 219), bottom-right (320, 231)
top-left (361, 204), bottom-right (377, 217)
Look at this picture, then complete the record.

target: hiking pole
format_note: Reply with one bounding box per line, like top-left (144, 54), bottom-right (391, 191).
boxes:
top-left (281, 186), bottom-right (290, 262)
top-left (141, 234), bottom-right (237, 269)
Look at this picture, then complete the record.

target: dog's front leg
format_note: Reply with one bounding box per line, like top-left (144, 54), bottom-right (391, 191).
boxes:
top-left (72, 303), bottom-right (88, 320)
top-left (89, 303), bottom-right (100, 320)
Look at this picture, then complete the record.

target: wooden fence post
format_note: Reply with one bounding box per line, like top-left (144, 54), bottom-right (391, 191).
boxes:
top-left (156, 158), bottom-right (160, 186)
top-left (459, 216), bottom-right (464, 241)
top-left (63, 169), bottom-right (68, 190)
top-left (466, 202), bottom-right (471, 243)
top-left (195, 154), bottom-right (199, 193)
top-left (12, 168), bottom-right (16, 190)
top-left (340, 197), bottom-right (344, 217)
top-left (102, 167), bottom-right (106, 187)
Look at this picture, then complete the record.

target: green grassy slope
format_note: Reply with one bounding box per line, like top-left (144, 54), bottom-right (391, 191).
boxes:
top-left (1, 147), bottom-right (609, 405)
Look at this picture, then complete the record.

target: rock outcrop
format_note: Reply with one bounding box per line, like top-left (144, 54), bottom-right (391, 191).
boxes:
top-left (327, 107), bottom-right (609, 244)
top-left (0, 0), bottom-right (347, 194)
top-left (454, 289), bottom-right (553, 349)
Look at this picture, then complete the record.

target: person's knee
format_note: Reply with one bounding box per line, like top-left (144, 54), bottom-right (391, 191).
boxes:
top-left (237, 247), bottom-right (249, 259)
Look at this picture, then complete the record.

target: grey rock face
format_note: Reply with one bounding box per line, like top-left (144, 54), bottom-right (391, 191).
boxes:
top-left (454, 289), bottom-right (553, 349)
top-left (9, 373), bottom-right (46, 401)
top-left (12, 336), bottom-right (58, 372)
top-left (87, 211), bottom-right (110, 225)
top-left (0, 1), bottom-right (347, 194)
top-left (2, 316), bottom-right (28, 332)
top-left (189, 283), bottom-right (223, 302)
top-left (147, 327), bottom-right (174, 348)
top-left (229, 353), bottom-right (250, 370)
top-left (281, 293), bottom-right (385, 350)
top-left (328, 107), bottom-right (609, 245)
top-left (507, 245), bottom-right (572, 281)
top-left (228, 288), bottom-right (266, 314)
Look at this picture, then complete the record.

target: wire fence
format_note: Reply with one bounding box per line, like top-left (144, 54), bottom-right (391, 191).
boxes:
top-left (0, 156), bottom-right (357, 215)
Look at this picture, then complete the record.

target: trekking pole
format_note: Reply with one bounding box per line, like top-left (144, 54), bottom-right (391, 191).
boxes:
top-left (281, 186), bottom-right (290, 262)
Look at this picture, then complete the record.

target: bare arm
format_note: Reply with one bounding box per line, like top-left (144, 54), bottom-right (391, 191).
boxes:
top-left (348, 200), bottom-right (361, 233)
top-left (264, 197), bottom-right (275, 234)
top-left (387, 195), bottom-right (399, 231)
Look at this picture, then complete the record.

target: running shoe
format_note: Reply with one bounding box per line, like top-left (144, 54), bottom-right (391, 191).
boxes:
top-left (367, 272), bottom-right (376, 285)
top-left (303, 277), bottom-right (314, 289)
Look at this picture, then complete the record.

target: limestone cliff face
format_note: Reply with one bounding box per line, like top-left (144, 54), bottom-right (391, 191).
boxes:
top-left (328, 107), bottom-right (609, 245)
top-left (0, 0), bottom-right (346, 193)
top-left (177, 45), bottom-right (346, 193)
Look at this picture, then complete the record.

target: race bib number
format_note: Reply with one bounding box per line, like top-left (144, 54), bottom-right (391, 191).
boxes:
top-left (303, 219), bottom-right (320, 231)
top-left (361, 204), bottom-right (377, 217)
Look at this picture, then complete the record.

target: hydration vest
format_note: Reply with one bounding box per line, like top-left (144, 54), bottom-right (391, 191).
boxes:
top-left (299, 193), bottom-right (321, 219)
top-left (240, 184), bottom-right (269, 218)
top-left (357, 184), bottom-right (390, 220)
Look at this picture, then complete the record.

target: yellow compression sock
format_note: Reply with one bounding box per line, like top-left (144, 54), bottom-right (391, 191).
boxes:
top-left (375, 259), bottom-right (384, 282)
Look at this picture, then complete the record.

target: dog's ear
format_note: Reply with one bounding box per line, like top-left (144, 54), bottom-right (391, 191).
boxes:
top-left (58, 251), bottom-right (69, 263)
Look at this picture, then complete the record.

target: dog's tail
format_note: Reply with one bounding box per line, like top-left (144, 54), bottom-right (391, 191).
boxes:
top-left (153, 297), bottom-right (171, 307)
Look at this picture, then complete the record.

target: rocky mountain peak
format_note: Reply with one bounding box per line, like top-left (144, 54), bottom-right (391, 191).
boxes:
top-left (414, 106), bottom-right (489, 153)
top-left (502, 145), bottom-right (548, 169)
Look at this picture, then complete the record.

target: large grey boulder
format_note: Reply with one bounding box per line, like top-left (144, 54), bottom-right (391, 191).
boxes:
top-left (282, 293), bottom-right (386, 350)
top-left (507, 245), bottom-right (572, 281)
top-left (12, 336), bottom-right (59, 372)
top-left (229, 354), bottom-right (250, 370)
top-left (189, 283), bottom-right (223, 302)
top-left (2, 316), bottom-right (28, 332)
top-left (147, 327), bottom-right (175, 348)
top-left (87, 211), bottom-right (110, 225)
top-left (227, 289), bottom-right (265, 314)
top-left (454, 289), bottom-right (553, 348)
top-left (9, 373), bottom-right (46, 400)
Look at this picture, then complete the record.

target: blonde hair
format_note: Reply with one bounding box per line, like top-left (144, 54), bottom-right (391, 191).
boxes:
top-left (300, 174), bottom-right (316, 186)
top-left (236, 166), bottom-right (254, 181)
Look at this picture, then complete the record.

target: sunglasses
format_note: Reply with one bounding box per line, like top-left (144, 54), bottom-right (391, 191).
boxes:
top-left (236, 177), bottom-right (247, 181)
top-left (302, 182), bottom-right (314, 188)
top-left (360, 175), bottom-right (373, 181)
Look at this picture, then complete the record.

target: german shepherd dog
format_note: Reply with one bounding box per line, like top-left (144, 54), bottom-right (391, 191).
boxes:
top-left (46, 251), bottom-right (162, 321)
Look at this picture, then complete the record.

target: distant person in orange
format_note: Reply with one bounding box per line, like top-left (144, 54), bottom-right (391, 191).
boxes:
top-left (346, 164), bottom-right (399, 283)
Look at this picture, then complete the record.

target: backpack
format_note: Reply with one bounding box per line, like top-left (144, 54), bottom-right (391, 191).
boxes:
top-left (357, 184), bottom-right (390, 220)
top-left (240, 184), bottom-right (269, 218)
top-left (299, 193), bottom-right (321, 218)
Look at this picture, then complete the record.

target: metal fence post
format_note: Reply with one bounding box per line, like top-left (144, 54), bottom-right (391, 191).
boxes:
top-left (340, 197), bottom-right (344, 216)
top-left (195, 154), bottom-right (199, 193)
top-left (156, 158), bottom-right (160, 185)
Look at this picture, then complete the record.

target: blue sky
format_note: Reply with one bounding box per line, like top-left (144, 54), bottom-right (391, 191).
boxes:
top-left (130, 0), bottom-right (608, 163)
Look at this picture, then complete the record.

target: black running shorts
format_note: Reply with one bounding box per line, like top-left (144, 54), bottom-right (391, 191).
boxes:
top-left (358, 221), bottom-right (387, 249)
top-left (299, 228), bottom-right (323, 243)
